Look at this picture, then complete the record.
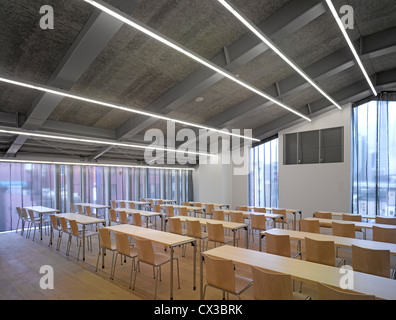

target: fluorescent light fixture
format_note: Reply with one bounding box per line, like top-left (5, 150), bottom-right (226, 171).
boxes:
top-left (325, 0), bottom-right (377, 96)
top-left (218, 0), bottom-right (342, 110)
top-left (0, 127), bottom-right (213, 158)
top-left (83, 0), bottom-right (311, 122)
top-left (0, 158), bottom-right (194, 171)
top-left (0, 76), bottom-right (259, 142)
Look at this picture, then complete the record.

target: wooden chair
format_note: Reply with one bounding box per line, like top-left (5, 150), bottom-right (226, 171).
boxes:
top-left (305, 237), bottom-right (343, 267)
top-left (179, 207), bottom-right (189, 217)
top-left (236, 206), bottom-right (248, 211)
top-left (332, 221), bottom-right (356, 238)
top-left (265, 233), bottom-right (294, 258)
top-left (254, 208), bottom-right (267, 213)
top-left (314, 212), bottom-right (332, 219)
top-left (132, 212), bottom-right (142, 227)
top-left (272, 209), bottom-right (289, 229)
top-left (109, 209), bottom-right (120, 226)
top-left (194, 202), bottom-right (204, 217)
top-left (58, 216), bottom-right (71, 250)
top-left (213, 210), bottom-right (225, 221)
top-left (48, 214), bottom-right (62, 250)
top-left (205, 204), bottom-right (215, 218)
top-left (133, 237), bottom-right (180, 300)
top-left (203, 255), bottom-right (253, 300)
top-left (111, 200), bottom-right (117, 209)
top-left (372, 226), bottom-right (396, 244)
top-left (153, 204), bottom-right (162, 213)
top-left (251, 267), bottom-right (310, 300)
top-left (300, 219), bottom-right (320, 234)
top-left (67, 220), bottom-right (97, 261)
top-left (376, 216), bottom-right (396, 226)
top-left (120, 201), bottom-right (127, 208)
top-left (85, 206), bottom-right (93, 217)
top-left (76, 204), bottom-right (84, 215)
top-left (113, 232), bottom-right (138, 289)
top-left (186, 219), bottom-right (207, 252)
top-left (317, 283), bottom-right (375, 300)
top-left (250, 214), bottom-right (267, 243)
top-left (96, 228), bottom-right (117, 279)
top-left (27, 209), bottom-right (49, 241)
top-left (169, 218), bottom-right (187, 256)
top-left (352, 245), bottom-right (391, 278)
top-left (15, 207), bottom-right (25, 235)
top-left (119, 211), bottom-right (129, 224)
top-left (70, 203), bottom-right (77, 213)
top-left (230, 211), bottom-right (244, 223)
top-left (206, 222), bottom-right (233, 249)
top-left (342, 214), bottom-right (365, 239)
top-left (166, 206), bottom-right (175, 218)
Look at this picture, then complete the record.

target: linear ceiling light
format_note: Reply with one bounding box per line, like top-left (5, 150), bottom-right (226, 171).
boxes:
top-left (83, 0), bottom-right (311, 122)
top-left (0, 159), bottom-right (194, 171)
top-left (0, 76), bottom-right (258, 142)
top-left (0, 127), bottom-right (213, 158)
top-left (218, 0), bottom-right (342, 110)
top-left (325, 0), bottom-right (377, 96)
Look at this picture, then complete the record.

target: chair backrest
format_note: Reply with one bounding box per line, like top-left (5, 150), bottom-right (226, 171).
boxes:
top-left (186, 219), bottom-right (202, 238)
top-left (213, 210), bottom-right (224, 221)
top-left (179, 207), bottom-right (188, 217)
top-left (21, 208), bottom-right (29, 220)
top-left (205, 204), bottom-right (215, 216)
top-left (342, 214), bottom-right (361, 222)
top-left (134, 237), bottom-right (155, 264)
top-left (236, 206), bottom-right (248, 211)
top-left (16, 207), bottom-right (23, 219)
top-left (254, 208), bottom-right (266, 213)
top-left (28, 210), bottom-right (36, 222)
top-left (169, 218), bottom-right (183, 235)
top-left (207, 222), bottom-right (225, 243)
top-left (314, 212), bottom-right (332, 219)
top-left (49, 214), bottom-right (59, 230)
top-left (77, 204), bottom-right (84, 214)
top-left (317, 283), bottom-right (375, 300)
top-left (375, 216), bottom-right (396, 226)
top-left (111, 200), bottom-right (116, 209)
top-left (129, 202), bottom-right (135, 209)
top-left (132, 212), bottom-right (142, 227)
top-left (69, 220), bottom-right (80, 237)
top-left (305, 237), bottom-right (335, 267)
top-left (265, 233), bottom-right (291, 257)
top-left (251, 214), bottom-right (266, 231)
top-left (205, 255), bottom-right (235, 293)
top-left (272, 209), bottom-right (287, 221)
top-left (352, 245), bottom-right (390, 278)
top-left (109, 209), bottom-right (117, 222)
top-left (70, 203), bottom-right (76, 212)
top-left (300, 219), bottom-right (320, 233)
top-left (230, 211), bottom-right (244, 223)
top-left (153, 204), bottom-right (162, 213)
top-left (86, 206), bottom-right (93, 217)
top-left (251, 266), bottom-right (293, 300)
top-left (98, 228), bottom-right (113, 249)
top-left (372, 226), bottom-right (396, 244)
top-left (332, 221), bottom-right (355, 238)
top-left (119, 211), bottom-right (128, 224)
top-left (59, 217), bottom-right (69, 233)
top-left (166, 206), bottom-right (174, 218)
top-left (183, 202), bottom-right (190, 206)
top-left (158, 200), bottom-right (163, 205)
top-left (120, 201), bottom-right (126, 208)
top-left (115, 232), bottom-right (131, 256)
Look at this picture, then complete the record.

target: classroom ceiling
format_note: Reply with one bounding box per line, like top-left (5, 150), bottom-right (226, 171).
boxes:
top-left (0, 0), bottom-right (395, 167)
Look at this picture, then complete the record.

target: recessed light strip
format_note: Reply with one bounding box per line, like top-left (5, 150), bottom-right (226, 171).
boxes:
top-left (0, 158), bottom-right (194, 171)
top-left (0, 127), bottom-right (213, 158)
top-left (218, 0), bottom-right (342, 110)
top-left (325, 0), bottom-right (377, 96)
top-left (0, 76), bottom-right (259, 142)
top-left (83, 0), bottom-right (311, 122)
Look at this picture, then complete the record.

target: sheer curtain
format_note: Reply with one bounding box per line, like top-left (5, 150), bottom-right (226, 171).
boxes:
top-left (248, 138), bottom-right (279, 208)
top-left (352, 92), bottom-right (396, 217)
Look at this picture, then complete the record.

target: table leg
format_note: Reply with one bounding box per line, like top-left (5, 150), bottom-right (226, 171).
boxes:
top-left (40, 213), bottom-right (43, 240)
top-left (233, 229), bottom-right (236, 246)
top-left (200, 254), bottom-right (204, 300)
top-left (193, 240), bottom-right (196, 290)
top-left (245, 227), bottom-right (249, 248)
top-left (83, 225), bottom-right (86, 261)
top-left (170, 246), bottom-right (174, 300)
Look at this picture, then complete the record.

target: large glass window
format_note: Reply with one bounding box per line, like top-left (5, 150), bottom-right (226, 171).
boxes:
top-left (352, 93), bottom-right (396, 217)
top-left (248, 138), bottom-right (279, 208)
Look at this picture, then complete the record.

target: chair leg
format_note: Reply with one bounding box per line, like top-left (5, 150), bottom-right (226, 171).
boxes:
top-left (154, 267), bottom-right (159, 300)
top-left (95, 247), bottom-right (102, 272)
top-left (129, 258), bottom-right (135, 289)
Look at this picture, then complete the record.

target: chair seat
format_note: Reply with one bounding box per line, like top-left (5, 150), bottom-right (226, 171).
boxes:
top-left (234, 274), bottom-right (253, 294)
top-left (153, 252), bottom-right (171, 266)
top-left (127, 246), bottom-right (138, 258)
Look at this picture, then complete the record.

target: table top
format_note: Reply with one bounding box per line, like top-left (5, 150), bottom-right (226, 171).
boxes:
top-left (306, 217), bottom-right (396, 229)
top-left (222, 209), bottom-right (282, 220)
top-left (57, 213), bottom-right (105, 225)
top-left (160, 204), bottom-right (203, 211)
top-left (116, 200), bottom-right (150, 205)
top-left (169, 216), bottom-right (247, 230)
top-left (248, 207), bottom-right (301, 214)
top-left (74, 203), bottom-right (110, 209)
top-left (202, 245), bottom-right (396, 300)
top-left (263, 228), bottom-right (396, 255)
top-left (105, 224), bottom-right (194, 247)
top-left (24, 206), bottom-right (60, 213)
top-left (189, 202), bottom-right (229, 208)
top-left (314, 211), bottom-right (377, 220)
top-left (114, 208), bottom-right (163, 217)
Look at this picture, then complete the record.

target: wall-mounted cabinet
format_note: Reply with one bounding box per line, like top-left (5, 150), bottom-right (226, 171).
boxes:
top-left (284, 127), bottom-right (344, 165)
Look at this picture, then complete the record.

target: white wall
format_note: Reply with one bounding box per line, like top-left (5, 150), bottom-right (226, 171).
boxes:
top-left (278, 104), bottom-right (352, 218)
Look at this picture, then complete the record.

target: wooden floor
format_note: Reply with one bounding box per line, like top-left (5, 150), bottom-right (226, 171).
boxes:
top-left (0, 220), bottom-right (357, 300)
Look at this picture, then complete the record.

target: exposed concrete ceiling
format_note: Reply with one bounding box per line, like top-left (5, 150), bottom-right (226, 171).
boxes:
top-left (0, 0), bottom-right (395, 167)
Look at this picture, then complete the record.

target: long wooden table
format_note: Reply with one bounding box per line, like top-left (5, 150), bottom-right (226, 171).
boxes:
top-left (188, 202), bottom-right (230, 209)
top-left (200, 245), bottom-right (396, 300)
top-left (114, 207), bottom-right (164, 229)
top-left (160, 204), bottom-right (204, 216)
top-left (223, 209), bottom-right (285, 229)
top-left (249, 207), bottom-right (302, 230)
top-left (306, 217), bottom-right (396, 230)
top-left (105, 224), bottom-right (196, 300)
top-left (314, 211), bottom-right (377, 221)
top-left (260, 228), bottom-right (396, 255)
top-left (168, 216), bottom-right (249, 248)
top-left (24, 206), bottom-right (60, 240)
top-left (56, 213), bottom-right (105, 261)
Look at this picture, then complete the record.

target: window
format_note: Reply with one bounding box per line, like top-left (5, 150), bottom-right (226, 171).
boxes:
top-left (249, 138), bottom-right (278, 208)
top-left (352, 93), bottom-right (396, 217)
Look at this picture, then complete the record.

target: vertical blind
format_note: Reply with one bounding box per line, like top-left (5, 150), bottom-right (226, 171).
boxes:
top-left (248, 138), bottom-right (279, 208)
top-left (0, 163), bottom-right (193, 232)
top-left (352, 92), bottom-right (396, 217)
